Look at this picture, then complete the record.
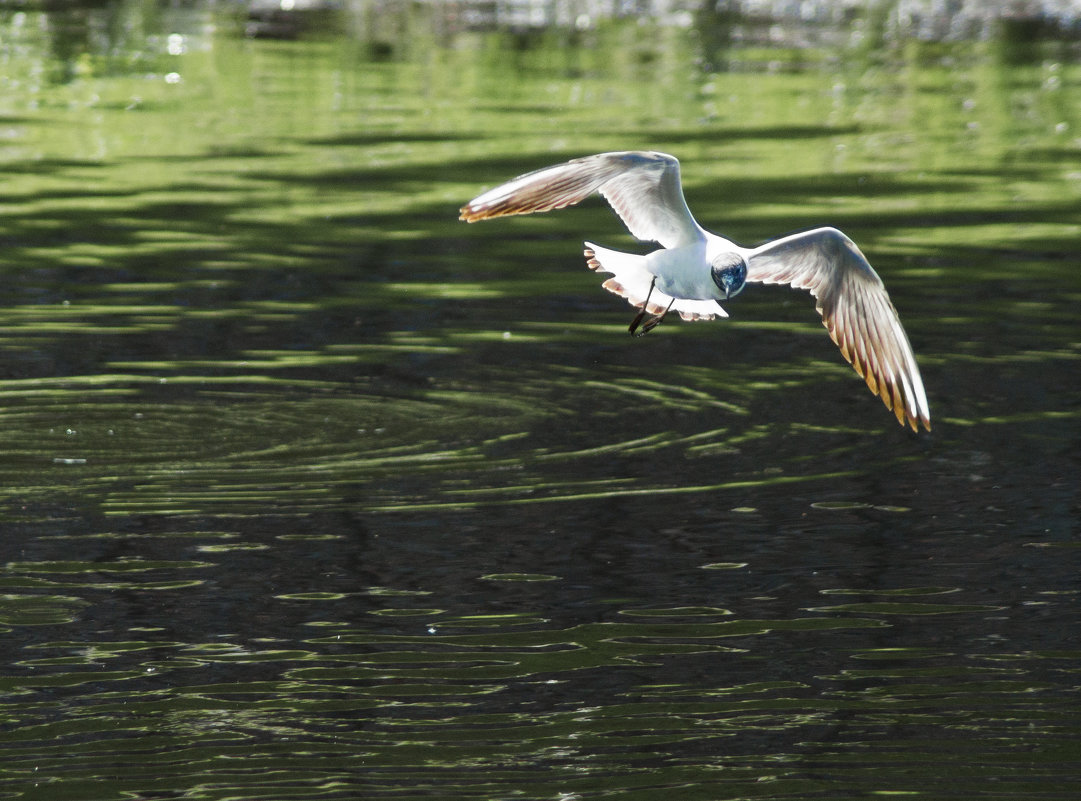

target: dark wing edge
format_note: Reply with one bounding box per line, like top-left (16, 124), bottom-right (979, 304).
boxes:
top-left (459, 153), bottom-right (627, 222)
top-left (746, 227), bottom-right (932, 432)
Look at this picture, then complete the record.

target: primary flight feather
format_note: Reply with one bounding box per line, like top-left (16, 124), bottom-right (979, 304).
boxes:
top-left (460, 150), bottom-right (931, 432)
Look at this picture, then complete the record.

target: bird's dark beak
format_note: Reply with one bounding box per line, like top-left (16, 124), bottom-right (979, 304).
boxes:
top-left (721, 275), bottom-right (737, 300)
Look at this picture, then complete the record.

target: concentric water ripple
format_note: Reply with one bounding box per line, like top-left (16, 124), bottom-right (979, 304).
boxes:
top-left (0, 360), bottom-right (882, 520)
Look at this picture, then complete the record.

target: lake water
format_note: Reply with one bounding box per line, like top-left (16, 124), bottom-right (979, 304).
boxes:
top-left (0, 3), bottom-right (1079, 799)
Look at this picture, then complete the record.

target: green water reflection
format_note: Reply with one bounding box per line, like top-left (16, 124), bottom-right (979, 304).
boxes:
top-left (0, 3), bottom-right (1079, 801)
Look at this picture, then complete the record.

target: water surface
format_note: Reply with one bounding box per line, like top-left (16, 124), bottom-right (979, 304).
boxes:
top-left (0, 5), bottom-right (1079, 800)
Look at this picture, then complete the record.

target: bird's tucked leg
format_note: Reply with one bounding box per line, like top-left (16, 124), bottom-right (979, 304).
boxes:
top-left (628, 276), bottom-right (675, 337)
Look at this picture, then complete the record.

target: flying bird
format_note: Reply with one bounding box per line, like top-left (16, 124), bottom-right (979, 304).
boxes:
top-left (459, 151), bottom-right (931, 432)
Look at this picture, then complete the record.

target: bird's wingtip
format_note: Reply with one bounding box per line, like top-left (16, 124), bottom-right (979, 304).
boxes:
top-left (899, 403), bottom-right (932, 433)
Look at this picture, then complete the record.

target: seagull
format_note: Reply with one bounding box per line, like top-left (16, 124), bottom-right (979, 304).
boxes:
top-left (459, 151), bottom-right (931, 432)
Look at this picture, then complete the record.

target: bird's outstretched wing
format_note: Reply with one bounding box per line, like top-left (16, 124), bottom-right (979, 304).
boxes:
top-left (459, 151), bottom-right (703, 249)
top-left (746, 227), bottom-right (931, 431)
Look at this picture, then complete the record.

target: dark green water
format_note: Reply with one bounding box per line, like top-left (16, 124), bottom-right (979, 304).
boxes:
top-left (0, 4), bottom-right (1079, 799)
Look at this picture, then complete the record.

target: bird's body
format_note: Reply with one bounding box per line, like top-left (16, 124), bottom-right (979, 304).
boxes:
top-left (460, 151), bottom-right (931, 432)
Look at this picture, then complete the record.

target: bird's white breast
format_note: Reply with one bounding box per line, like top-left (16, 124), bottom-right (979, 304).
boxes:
top-left (645, 237), bottom-right (742, 301)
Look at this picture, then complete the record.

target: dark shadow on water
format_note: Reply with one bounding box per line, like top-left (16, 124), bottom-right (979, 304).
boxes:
top-left (0, 157), bottom-right (109, 174)
top-left (304, 131), bottom-right (481, 147)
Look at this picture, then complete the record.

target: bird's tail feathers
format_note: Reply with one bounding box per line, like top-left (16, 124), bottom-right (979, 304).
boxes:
top-left (584, 242), bottom-right (725, 321)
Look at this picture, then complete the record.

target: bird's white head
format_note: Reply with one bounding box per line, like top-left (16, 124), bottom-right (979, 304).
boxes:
top-left (711, 253), bottom-right (747, 300)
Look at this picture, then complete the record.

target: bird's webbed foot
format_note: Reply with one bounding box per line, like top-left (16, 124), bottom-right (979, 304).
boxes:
top-left (628, 309), bottom-right (667, 336)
